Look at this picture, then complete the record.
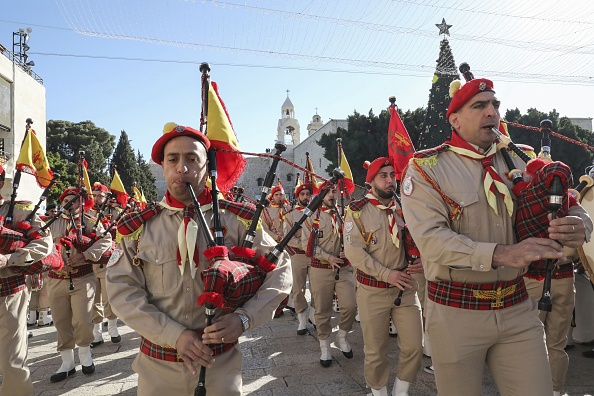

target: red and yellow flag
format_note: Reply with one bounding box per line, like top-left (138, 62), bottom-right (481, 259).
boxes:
top-left (304, 155), bottom-right (321, 195)
top-left (16, 128), bottom-right (54, 188)
top-left (387, 105), bottom-right (415, 180)
top-left (205, 80), bottom-right (246, 193)
top-left (338, 149), bottom-right (355, 195)
top-left (133, 185), bottom-right (147, 210)
top-left (110, 170), bottom-right (129, 207)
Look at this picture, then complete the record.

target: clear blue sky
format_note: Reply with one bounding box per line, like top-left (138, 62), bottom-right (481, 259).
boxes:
top-left (2, 1), bottom-right (593, 161)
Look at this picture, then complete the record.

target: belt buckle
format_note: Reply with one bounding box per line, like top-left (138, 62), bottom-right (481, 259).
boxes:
top-left (472, 284), bottom-right (517, 308)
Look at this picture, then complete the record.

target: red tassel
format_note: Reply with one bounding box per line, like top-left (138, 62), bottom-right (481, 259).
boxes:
top-left (197, 291), bottom-right (225, 308)
top-left (525, 158), bottom-right (547, 177)
top-left (256, 255), bottom-right (277, 273)
top-left (16, 221), bottom-right (32, 232)
top-left (231, 246), bottom-right (256, 261)
top-left (202, 245), bottom-right (229, 261)
top-left (60, 238), bottom-right (73, 249)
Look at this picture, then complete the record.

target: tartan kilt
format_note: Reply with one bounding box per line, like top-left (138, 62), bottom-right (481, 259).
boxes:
top-left (201, 259), bottom-right (267, 313)
top-left (13, 242), bottom-right (65, 275)
top-left (514, 161), bottom-right (574, 270)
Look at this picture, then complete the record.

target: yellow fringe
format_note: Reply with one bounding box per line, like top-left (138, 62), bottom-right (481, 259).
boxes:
top-left (116, 224), bottom-right (144, 243)
top-left (414, 155), bottom-right (439, 168)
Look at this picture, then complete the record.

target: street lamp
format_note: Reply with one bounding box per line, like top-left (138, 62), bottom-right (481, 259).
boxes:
top-left (12, 27), bottom-right (35, 68)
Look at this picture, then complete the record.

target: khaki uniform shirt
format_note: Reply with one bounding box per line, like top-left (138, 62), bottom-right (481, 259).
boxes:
top-left (301, 206), bottom-right (341, 262)
top-left (106, 199), bottom-right (292, 349)
top-left (263, 204), bottom-right (289, 242)
top-left (0, 204), bottom-right (52, 278)
top-left (401, 147), bottom-right (592, 284)
top-left (284, 206), bottom-right (306, 251)
top-left (48, 213), bottom-right (113, 264)
top-left (344, 198), bottom-right (407, 282)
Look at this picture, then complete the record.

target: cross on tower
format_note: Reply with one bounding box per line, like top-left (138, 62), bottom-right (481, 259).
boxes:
top-left (286, 89), bottom-right (290, 97)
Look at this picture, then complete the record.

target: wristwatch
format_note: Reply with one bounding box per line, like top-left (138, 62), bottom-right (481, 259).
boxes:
top-left (237, 313), bottom-right (250, 332)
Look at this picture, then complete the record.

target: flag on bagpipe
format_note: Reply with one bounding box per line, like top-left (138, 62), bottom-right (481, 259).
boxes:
top-left (338, 145), bottom-right (355, 195)
top-left (204, 80), bottom-right (246, 193)
top-left (133, 185), bottom-right (147, 210)
top-left (304, 153), bottom-right (321, 195)
top-left (387, 100), bottom-right (415, 180)
top-left (110, 170), bottom-right (129, 207)
top-left (16, 127), bottom-right (54, 188)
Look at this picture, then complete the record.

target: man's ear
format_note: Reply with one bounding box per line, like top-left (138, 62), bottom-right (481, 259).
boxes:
top-left (449, 113), bottom-right (459, 131)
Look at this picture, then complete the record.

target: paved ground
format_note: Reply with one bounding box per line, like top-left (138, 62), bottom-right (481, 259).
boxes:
top-left (11, 309), bottom-right (594, 396)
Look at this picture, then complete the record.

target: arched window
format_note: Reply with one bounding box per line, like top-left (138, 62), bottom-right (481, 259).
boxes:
top-left (257, 178), bottom-right (264, 186)
top-left (286, 174), bottom-right (293, 182)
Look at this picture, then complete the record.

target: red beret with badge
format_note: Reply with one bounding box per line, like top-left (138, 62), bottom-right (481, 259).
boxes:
top-left (446, 78), bottom-right (495, 118)
top-left (151, 123), bottom-right (211, 165)
top-left (363, 157), bottom-right (393, 183)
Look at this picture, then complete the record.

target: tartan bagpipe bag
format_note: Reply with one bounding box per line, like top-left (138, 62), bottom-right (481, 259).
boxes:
top-left (59, 229), bottom-right (114, 266)
top-left (0, 218), bottom-right (64, 275)
top-left (513, 159), bottom-right (578, 271)
top-left (197, 245), bottom-right (276, 313)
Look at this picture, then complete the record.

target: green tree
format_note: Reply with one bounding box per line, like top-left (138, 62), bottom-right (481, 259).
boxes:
top-left (110, 131), bottom-right (141, 194)
top-left (46, 151), bottom-right (77, 203)
top-left (319, 107), bottom-right (425, 187)
top-left (417, 37), bottom-right (459, 149)
top-left (46, 120), bottom-right (115, 185)
top-left (136, 150), bottom-right (158, 202)
top-left (504, 108), bottom-right (593, 180)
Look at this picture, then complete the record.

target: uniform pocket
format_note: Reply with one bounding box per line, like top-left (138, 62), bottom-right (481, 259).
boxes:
top-left (137, 245), bottom-right (180, 295)
top-left (446, 192), bottom-right (480, 235)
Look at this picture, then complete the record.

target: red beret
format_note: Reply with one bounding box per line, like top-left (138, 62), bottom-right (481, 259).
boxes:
top-left (446, 78), bottom-right (495, 118)
top-left (267, 185), bottom-right (284, 200)
top-left (151, 123), bottom-right (211, 165)
top-left (363, 157), bottom-right (392, 183)
top-left (59, 187), bottom-right (80, 202)
top-left (92, 182), bottom-right (108, 194)
top-left (294, 183), bottom-right (312, 196)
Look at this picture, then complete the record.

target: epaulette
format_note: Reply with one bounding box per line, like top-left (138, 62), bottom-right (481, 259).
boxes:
top-left (347, 197), bottom-right (370, 219)
top-left (15, 201), bottom-right (34, 211)
top-left (115, 203), bottom-right (162, 242)
top-left (219, 200), bottom-right (256, 220)
top-left (219, 199), bottom-right (258, 231)
top-left (412, 144), bottom-right (449, 168)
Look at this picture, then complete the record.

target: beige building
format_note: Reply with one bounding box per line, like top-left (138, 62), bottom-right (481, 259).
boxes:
top-left (0, 38), bottom-right (47, 203)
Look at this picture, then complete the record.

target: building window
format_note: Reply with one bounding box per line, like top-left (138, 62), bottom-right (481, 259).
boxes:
top-left (319, 158), bottom-right (322, 167)
top-left (286, 174), bottom-right (292, 182)
top-left (257, 178), bottom-right (264, 186)
top-left (0, 77), bottom-right (11, 133)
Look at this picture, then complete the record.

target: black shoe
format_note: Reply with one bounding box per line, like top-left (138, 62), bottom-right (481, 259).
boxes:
top-left (28, 331), bottom-right (33, 339)
top-left (342, 349), bottom-right (353, 359)
top-left (582, 350), bottom-right (594, 358)
top-left (297, 328), bottom-right (307, 336)
top-left (111, 335), bottom-right (122, 343)
top-left (82, 363), bottom-right (95, 375)
top-left (103, 321), bottom-right (108, 328)
top-left (286, 306), bottom-right (296, 313)
top-left (90, 340), bottom-right (104, 348)
top-left (320, 359), bottom-right (332, 368)
top-left (50, 368), bottom-right (76, 383)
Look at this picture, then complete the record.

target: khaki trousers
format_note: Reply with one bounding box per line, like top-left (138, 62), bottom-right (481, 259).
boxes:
top-left (92, 268), bottom-right (115, 323)
top-left (525, 276), bottom-right (575, 392)
top-left (426, 298), bottom-right (553, 396)
top-left (47, 273), bottom-right (97, 350)
top-left (309, 266), bottom-right (356, 340)
top-left (357, 283), bottom-right (422, 388)
top-left (290, 253), bottom-right (311, 313)
top-left (133, 345), bottom-right (242, 396)
top-left (0, 288), bottom-right (33, 396)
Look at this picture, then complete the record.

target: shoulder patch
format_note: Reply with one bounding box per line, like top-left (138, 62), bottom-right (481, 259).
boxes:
top-left (219, 200), bottom-right (256, 221)
top-left (15, 201), bottom-right (34, 211)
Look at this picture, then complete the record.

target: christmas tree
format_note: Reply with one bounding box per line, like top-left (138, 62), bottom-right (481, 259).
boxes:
top-left (417, 19), bottom-right (460, 150)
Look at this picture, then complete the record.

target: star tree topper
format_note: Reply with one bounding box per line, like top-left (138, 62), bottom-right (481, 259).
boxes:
top-left (436, 18), bottom-right (452, 36)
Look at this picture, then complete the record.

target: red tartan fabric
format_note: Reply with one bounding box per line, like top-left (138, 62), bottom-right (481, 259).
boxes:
top-left (348, 197), bottom-right (370, 212)
top-left (116, 203), bottom-right (163, 236)
top-left (219, 200), bottom-right (256, 220)
top-left (356, 269), bottom-right (395, 289)
top-left (0, 224), bottom-right (30, 255)
top-left (0, 274), bottom-right (26, 297)
top-left (514, 161), bottom-right (575, 270)
top-left (48, 263), bottom-right (94, 279)
top-left (140, 331), bottom-right (235, 362)
top-left (427, 277), bottom-right (528, 310)
top-left (13, 243), bottom-right (65, 275)
top-left (524, 262), bottom-right (575, 281)
top-left (200, 258), bottom-right (266, 313)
